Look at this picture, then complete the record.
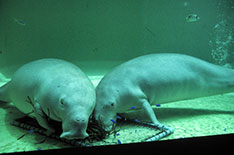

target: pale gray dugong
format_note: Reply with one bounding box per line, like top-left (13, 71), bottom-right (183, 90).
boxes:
top-left (94, 53), bottom-right (234, 132)
top-left (0, 58), bottom-right (96, 140)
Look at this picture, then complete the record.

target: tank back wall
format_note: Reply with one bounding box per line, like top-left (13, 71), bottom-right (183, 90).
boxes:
top-left (0, 0), bottom-right (231, 77)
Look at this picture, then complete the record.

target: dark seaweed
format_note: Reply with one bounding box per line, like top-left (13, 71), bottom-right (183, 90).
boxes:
top-left (25, 96), bottom-right (33, 106)
top-left (17, 133), bottom-right (26, 140)
top-left (85, 116), bottom-right (120, 142)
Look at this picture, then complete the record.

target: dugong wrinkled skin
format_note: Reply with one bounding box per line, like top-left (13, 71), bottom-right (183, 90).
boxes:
top-left (0, 59), bottom-right (96, 140)
top-left (94, 53), bottom-right (234, 131)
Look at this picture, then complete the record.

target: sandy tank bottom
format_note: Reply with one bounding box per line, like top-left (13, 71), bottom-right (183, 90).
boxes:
top-left (0, 75), bottom-right (234, 153)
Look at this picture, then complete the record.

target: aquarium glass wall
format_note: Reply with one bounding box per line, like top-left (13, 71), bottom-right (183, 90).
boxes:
top-left (0, 0), bottom-right (234, 153)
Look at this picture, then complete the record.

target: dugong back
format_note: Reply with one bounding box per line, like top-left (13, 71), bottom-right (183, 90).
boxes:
top-left (5, 58), bottom-right (94, 114)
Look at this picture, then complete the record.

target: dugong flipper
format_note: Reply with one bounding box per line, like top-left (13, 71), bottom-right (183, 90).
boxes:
top-left (0, 58), bottom-right (96, 140)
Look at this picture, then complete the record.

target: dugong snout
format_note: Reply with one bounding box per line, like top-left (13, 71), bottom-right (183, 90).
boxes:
top-left (60, 116), bottom-right (89, 140)
top-left (94, 112), bottom-right (115, 133)
top-left (60, 131), bottom-right (89, 140)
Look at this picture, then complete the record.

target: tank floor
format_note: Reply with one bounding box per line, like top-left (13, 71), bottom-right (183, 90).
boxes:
top-left (1, 75), bottom-right (234, 153)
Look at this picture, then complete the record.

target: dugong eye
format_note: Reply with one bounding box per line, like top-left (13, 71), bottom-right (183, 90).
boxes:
top-left (103, 102), bottom-right (115, 110)
top-left (110, 102), bottom-right (114, 106)
top-left (60, 99), bottom-right (65, 105)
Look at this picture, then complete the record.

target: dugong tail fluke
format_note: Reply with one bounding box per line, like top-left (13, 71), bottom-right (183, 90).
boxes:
top-left (0, 82), bottom-right (11, 103)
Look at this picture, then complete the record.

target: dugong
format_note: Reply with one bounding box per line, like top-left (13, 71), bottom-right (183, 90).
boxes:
top-left (0, 59), bottom-right (96, 140)
top-left (94, 53), bottom-right (234, 133)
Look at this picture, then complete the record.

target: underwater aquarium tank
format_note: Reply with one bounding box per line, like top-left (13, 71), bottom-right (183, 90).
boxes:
top-left (0, 0), bottom-right (234, 153)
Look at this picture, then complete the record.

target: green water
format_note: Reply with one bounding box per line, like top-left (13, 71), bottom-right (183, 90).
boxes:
top-left (0, 0), bottom-right (234, 153)
top-left (1, 0), bottom-right (233, 76)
